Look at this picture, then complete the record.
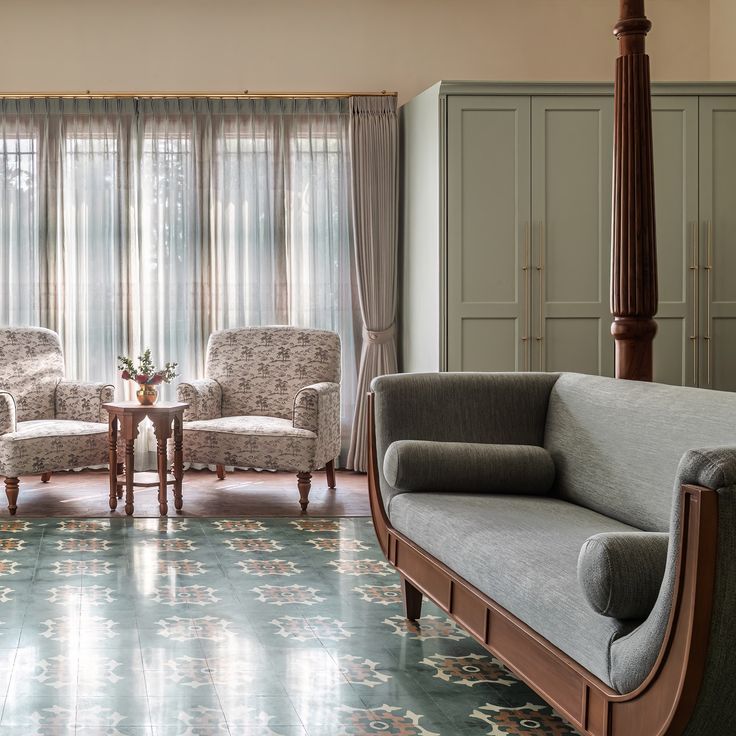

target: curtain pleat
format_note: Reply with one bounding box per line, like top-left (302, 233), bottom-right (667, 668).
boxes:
top-left (0, 97), bottom-right (360, 468)
top-left (346, 96), bottom-right (399, 472)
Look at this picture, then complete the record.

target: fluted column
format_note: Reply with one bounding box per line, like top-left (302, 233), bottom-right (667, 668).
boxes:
top-left (611, 0), bottom-right (658, 381)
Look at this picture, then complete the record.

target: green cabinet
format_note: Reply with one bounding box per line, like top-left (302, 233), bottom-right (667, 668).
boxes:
top-left (699, 98), bottom-right (736, 392)
top-left (400, 82), bottom-right (736, 389)
top-left (445, 94), bottom-right (613, 375)
top-left (531, 97), bottom-right (614, 376)
top-left (446, 96), bottom-right (530, 372)
top-left (651, 95), bottom-right (736, 390)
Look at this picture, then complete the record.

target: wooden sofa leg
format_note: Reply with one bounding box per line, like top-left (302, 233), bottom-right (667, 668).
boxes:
top-left (4, 478), bottom-right (18, 516)
top-left (216, 464), bottom-right (226, 480)
top-left (401, 576), bottom-right (423, 621)
top-left (40, 472), bottom-right (52, 483)
top-left (297, 472), bottom-right (311, 512)
top-left (326, 459), bottom-right (336, 489)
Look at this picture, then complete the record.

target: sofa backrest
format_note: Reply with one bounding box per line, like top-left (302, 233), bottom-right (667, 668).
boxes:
top-left (544, 373), bottom-right (736, 532)
top-left (0, 327), bottom-right (64, 422)
top-left (205, 326), bottom-right (341, 420)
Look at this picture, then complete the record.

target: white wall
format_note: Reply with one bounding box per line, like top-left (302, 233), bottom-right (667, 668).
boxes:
top-left (0, 0), bottom-right (713, 103)
top-left (710, 0), bottom-right (736, 80)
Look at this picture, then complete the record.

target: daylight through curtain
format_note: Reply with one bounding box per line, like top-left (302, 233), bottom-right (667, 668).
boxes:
top-left (0, 97), bottom-right (358, 466)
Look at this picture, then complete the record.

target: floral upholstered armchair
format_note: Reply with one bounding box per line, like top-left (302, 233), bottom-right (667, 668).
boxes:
top-left (0, 327), bottom-right (114, 514)
top-left (177, 326), bottom-right (341, 511)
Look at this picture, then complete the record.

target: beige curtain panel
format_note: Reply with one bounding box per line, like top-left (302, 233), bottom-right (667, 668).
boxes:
top-left (346, 96), bottom-right (399, 472)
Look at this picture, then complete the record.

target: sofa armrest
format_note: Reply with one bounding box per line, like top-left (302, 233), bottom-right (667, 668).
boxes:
top-left (177, 378), bottom-right (222, 421)
top-left (0, 392), bottom-right (16, 435)
top-left (293, 382), bottom-right (341, 462)
top-left (55, 381), bottom-right (114, 423)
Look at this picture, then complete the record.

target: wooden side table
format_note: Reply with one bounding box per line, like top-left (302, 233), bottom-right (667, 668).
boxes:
top-left (104, 401), bottom-right (189, 516)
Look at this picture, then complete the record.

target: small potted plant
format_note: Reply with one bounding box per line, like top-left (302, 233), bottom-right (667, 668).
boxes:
top-left (117, 349), bottom-right (178, 406)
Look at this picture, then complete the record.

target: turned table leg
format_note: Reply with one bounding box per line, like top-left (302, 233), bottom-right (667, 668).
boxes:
top-left (125, 439), bottom-right (135, 516)
top-left (41, 472), bottom-right (52, 483)
top-left (108, 416), bottom-right (118, 511)
top-left (155, 426), bottom-right (169, 517)
top-left (326, 459), bottom-right (336, 489)
top-left (216, 464), bottom-right (226, 480)
top-left (173, 415), bottom-right (184, 512)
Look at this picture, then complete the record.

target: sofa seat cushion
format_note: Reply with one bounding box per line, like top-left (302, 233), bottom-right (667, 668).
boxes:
top-left (182, 415), bottom-right (318, 472)
top-left (0, 419), bottom-right (108, 477)
top-left (389, 493), bottom-right (643, 688)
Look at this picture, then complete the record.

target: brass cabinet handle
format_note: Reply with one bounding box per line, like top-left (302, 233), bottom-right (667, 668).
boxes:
top-left (704, 220), bottom-right (713, 386)
top-left (536, 222), bottom-right (544, 371)
top-left (689, 222), bottom-right (699, 386)
top-left (521, 223), bottom-right (530, 371)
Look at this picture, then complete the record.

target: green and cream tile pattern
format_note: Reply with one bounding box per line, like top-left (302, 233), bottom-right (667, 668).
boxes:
top-left (0, 518), bottom-right (579, 735)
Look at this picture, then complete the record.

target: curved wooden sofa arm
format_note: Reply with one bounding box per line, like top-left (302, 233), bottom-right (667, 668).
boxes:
top-left (367, 392), bottom-right (719, 736)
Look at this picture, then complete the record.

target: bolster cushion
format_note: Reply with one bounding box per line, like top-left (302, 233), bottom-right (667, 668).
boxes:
top-left (578, 532), bottom-right (669, 620)
top-left (383, 440), bottom-right (555, 494)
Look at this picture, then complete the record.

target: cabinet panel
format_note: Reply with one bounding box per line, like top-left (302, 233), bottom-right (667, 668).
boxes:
top-left (461, 319), bottom-right (518, 371)
top-left (699, 98), bottom-right (736, 390)
top-left (545, 319), bottom-right (601, 374)
top-left (446, 96), bottom-right (531, 371)
top-left (651, 97), bottom-right (698, 386)
top-left (654, 318), bottom-right (690, 388)
top-left (711, 320), bottom-right (736, 392)
top-left (531, 97), bottom-right (614, 376)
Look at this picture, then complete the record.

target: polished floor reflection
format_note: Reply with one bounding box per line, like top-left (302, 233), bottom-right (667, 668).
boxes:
top-left (0, 518), bottom-right (578, 735)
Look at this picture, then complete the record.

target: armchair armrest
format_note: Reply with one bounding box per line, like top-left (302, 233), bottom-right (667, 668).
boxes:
top-left (177, 378), bottom-right (222, 421)
top-left (293, 382), bottom-right (341, 463)
top-left (0, 391), bottom-right (16, 435)
top-left (55, 381), bottom-right (114, 423)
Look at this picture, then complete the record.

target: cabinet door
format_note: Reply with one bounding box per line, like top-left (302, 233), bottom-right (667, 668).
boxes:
top-left (446, 96), bottom-right (531, 372)
top-left (699, 98), bottom-right (736, 391)
top-left (651, 97), bottom-right (699, 387)
top-left (531, 97), bottom-right (614, 376)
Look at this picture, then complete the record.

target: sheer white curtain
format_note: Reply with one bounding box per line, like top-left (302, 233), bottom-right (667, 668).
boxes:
top-left (208, 98), bottom-right (358, 455)
top-left (0, 97), bottom-right (359, 467)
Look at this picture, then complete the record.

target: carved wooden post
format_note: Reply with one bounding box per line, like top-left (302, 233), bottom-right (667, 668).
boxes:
top-left (611, 0), bottom-right (658, 380)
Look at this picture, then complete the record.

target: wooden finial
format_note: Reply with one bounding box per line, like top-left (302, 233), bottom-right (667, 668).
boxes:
top-left (611, 0), bottom-right (658, 381)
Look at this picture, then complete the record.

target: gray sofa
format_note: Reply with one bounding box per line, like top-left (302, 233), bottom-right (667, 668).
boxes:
top-left (369, 372), bottom-right (736, 736)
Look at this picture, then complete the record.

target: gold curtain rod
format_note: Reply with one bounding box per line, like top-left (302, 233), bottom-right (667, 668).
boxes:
top-left (0, 90), bottom-right (397, 99)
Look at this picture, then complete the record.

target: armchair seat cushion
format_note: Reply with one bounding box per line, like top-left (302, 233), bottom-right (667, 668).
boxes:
top-left (182, 415), bottom-right (318, 472)
top-left (388, 492), bottom-right (643, 688)
top-left (0, 419), bottom-right (108, 477)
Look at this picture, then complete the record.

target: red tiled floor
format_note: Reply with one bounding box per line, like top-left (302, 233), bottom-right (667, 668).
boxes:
top-left (6, 468), bottom-right (369, 518)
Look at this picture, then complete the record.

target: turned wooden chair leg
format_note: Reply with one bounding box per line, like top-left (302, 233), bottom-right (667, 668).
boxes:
top-left (326, 459), bottom-right (336, 489)
top-left (216, 464), bottom-right (226, 480)
top-left (4, 478), bottom-right (19, 516)
top-left (297, 472), bottom-right (312, 512)
top-left (40, 472), bottom-right (52, 483)
top-left (401, 575), bottom-right (423, 621)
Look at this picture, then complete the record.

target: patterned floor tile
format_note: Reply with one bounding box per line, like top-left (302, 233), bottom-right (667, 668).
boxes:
top-left (0, 518), bottom-right (580, 736)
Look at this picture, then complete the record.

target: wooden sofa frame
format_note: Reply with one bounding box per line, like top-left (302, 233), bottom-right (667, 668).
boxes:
top-left (367, 394), bottom-right (717, 736)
